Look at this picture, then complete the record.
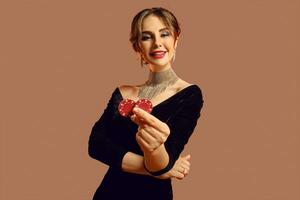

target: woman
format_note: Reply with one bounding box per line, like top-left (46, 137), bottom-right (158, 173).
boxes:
top-left (88, 7), bottom-right (204, 200)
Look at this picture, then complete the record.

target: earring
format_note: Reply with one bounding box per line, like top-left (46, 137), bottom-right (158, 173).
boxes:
top-left (141, 59), bottom-right (146, 68)
top-left (172, 50), bottom-right (176, 63)
top-left (140, 53), bottom-right (149, 67)
top-left (140, 54), bottom-right (148, 68)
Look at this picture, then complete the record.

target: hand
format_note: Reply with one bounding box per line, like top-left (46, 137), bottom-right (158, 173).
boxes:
top-left (131, 107), bottom-right (170, 153)
top-left (156, 154), bottom-right (191, 180)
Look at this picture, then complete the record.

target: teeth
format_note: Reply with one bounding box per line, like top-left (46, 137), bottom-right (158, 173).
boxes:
top-left (152, 52), bottom-right (165, 55)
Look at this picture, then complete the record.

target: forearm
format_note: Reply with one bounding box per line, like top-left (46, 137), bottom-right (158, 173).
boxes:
top-left (121, 150), bottom-right (185, 180)
top-left (143, 144), bottom-right (169, 172)
top-left (121, 152), bottom-right (150, 175)
top-left (121, 151), bottom-right (173, 178)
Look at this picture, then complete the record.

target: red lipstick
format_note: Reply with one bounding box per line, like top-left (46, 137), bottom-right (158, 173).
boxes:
top-left (150, 50), bottom-right (166, 59)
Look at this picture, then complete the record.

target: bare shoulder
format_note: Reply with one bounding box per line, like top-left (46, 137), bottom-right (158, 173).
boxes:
top-left (118, 84), bottom-right (140, 99)
top-left (174, 79), bottom-right (194, 92)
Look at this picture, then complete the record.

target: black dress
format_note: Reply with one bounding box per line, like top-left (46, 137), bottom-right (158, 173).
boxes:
top-left (88, 84), bottom-right (204, 200)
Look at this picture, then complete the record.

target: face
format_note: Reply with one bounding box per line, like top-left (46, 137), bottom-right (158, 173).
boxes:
top-left (139, 15), bottom-right (178, 71)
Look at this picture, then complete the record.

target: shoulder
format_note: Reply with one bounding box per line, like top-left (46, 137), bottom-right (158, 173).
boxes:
top-left (176, 79), bottom-right (203, 100)
top-left (179, 85), bottom-right (204, 119)
top-left (176, 80), bottom-right (204, 112)
top-left (117, 84), bottom-right (139, 99)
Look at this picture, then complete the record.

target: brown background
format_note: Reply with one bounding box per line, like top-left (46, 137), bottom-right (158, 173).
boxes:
top-left (0, 1), bottom-right (299, 200)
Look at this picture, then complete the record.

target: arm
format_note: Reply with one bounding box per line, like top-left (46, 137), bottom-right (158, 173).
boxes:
top-left (121, 152), bottom-right (148, 175)
top-left (143, 143), bottom-right (169, 172)
top-left (88, 88), bottom-right (128, 169)
top-left (121, 151), bottom-right (191, 180)
top-left (143, 87), bottom-right (204, 176)
top-left (88, 87), bottom-right (188, 179)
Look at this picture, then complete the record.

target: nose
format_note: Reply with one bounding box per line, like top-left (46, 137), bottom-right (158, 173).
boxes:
top-left (153, 36), bottom-right (162, 47)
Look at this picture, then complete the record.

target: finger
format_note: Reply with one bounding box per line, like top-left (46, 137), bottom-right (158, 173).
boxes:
top-left (183, 154), bottom-right (191, 160)
top-left (181, 163), bottom-right (190, 170)
top-left (173, 171), bottom-right (184, 180)
top-left (132, 107), bottom-right (162, 130)
top-left (182, 155), bottom-right (191, 165)
top-left (184, 162), bottom-right (191, 168)
top-left (141, 124), bottom-right (165, 143)
top-left (184, 169), bottom-right (189, 177)
top-left (180, 167), bottom-right (189, 176)
top-left (131, 114), bottom-right (145, 125)
top-left (130, 114), bottom-right (138, 124)
top-left (182, 159), bottom-right (191, 166)
top-left (177, 156), bottom-right (190, 165)
top-left (136, 133), bottom-right (150, 150)
top-left (187, 154), bottom-right (191, 159)
top-left (138, 128), bottom-right (157, 145)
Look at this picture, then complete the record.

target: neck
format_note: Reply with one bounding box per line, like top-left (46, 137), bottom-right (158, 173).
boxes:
top-left (138, 66), bottom-right (179, 99)
top-left (146, 67), bottom-right (178, 86)
top-left (148, 63), bottom-right (171, 73)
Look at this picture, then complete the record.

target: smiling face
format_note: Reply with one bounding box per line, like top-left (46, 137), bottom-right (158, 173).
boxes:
top-left (139, 15), bottom-right (178, 71)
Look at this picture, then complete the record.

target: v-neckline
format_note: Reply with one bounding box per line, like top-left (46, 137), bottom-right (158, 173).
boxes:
top-left (116, 84), bottom-right (197, 110)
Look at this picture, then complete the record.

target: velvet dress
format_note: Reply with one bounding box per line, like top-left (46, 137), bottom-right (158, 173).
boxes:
top-left (88, 84), bottom-right (204, 200)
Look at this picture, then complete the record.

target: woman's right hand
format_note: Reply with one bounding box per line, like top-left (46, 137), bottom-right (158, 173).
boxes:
top-left (156, 154), bottom-right (191, 180)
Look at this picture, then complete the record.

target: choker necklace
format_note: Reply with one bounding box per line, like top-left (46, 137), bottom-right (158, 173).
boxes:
top-left (138, 67), bottom-right (179, 100)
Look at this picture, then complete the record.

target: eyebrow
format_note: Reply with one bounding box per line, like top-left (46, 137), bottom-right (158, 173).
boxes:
top-left (142, 27), bottom-right (169, 34)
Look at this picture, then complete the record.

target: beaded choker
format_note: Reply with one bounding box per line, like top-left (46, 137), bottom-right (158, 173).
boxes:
top-left (138, 67), bottom-right (179, 100)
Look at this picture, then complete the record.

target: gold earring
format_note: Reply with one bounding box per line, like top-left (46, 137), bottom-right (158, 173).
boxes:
top-left (172, 50), bottom-right (176, 63)
top-left (140, 54), bottom-right (148, 68)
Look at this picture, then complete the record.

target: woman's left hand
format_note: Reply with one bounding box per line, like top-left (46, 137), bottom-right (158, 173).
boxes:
top-left (130, 107), bottom-right (170, 154)
top-left (156, 154), bottom-right (191, 180)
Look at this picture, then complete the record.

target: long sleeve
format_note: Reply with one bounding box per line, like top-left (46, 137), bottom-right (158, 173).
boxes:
top-left (88, 88), bottom-right (128, 169)
top-left (148, 86), bottom-right (204, 176)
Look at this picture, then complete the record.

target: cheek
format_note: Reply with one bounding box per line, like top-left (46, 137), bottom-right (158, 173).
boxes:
top-left (139, 44), bottom-right (151, 55)
top-left (164, 39), bottom-right (175, 50)
top-left (140, 41), bottom-right (151, 49)
top-left (170, 40), bottom-right (176, 48)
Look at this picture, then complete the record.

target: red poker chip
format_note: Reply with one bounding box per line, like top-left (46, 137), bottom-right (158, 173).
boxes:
top-left (118, 98), bottom-right (153, 117)
top-left (118, 99), bottom-right (136, 117)
top-left (135, 98), bottom-right (153, 114)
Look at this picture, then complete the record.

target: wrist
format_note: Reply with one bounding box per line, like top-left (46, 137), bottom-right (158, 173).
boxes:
top-left (143, 143), bottom-right (164, 157)
top-left (143, 158), bottom-right (152, 175)
top-left (143, 157), bottom-right (170, 177)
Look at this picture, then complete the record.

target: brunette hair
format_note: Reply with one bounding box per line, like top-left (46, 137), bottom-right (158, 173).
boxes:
top-left (129, 7), bottom-right (181, 54)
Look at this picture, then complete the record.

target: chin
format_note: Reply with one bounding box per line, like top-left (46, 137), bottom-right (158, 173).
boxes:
top-left (150, 63), bottom-right (169, 69)
top-left (149, 59), bottom-right (171, 67)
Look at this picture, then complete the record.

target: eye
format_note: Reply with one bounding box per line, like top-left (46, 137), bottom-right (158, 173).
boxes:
top-left (161, 32), bottom-right (170, 37)
top-left (141, 35), bottom-right (151, 41)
